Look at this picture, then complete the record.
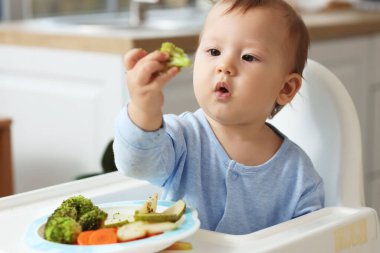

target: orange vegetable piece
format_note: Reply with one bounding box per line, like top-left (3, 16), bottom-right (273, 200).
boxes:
top-left (77, 230), bottom-right (95, 245)
top-left (88, 228), bottom-right (118, 245)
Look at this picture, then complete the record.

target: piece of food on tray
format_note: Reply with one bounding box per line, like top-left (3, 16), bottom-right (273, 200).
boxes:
top-left (117, 221), bottom-right (177, 242)
top-left (160, 42), bottom-right (192, 68)
top-left (44, 195), bottom-right (107, 244)
top-left (77, 228), bottom-right (118, 245)
top-left (134, 199), bottom-right (186, 223)
top-left (138, 193), bottom-right (158, 214)
top-left (44, 216), bottom-right (82, 244)
top-left (78, 206), bottom-right (108, 231)
top-left (104, 212), bottom-right (131, 228)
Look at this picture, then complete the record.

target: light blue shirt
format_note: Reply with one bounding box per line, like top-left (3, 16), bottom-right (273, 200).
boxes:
top-left (113, 107), bottom-right (324, 235)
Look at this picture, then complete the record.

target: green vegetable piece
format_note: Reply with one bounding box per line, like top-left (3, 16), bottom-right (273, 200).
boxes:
top-left (104, 219), bottom-right (130, 228)
top-left (134, 199), bottom-right (186, 223)
top-left (44, 216), bottom-right (82, 244)
top-left (78, 206), bottom-right (108, 231)
top-left (44, 195), bottom-right (109, 244)
top-left (60, 195), bottom-right (94, 217)
top-left (160, 42), bottom-right (191, 68)
top-left (51, 205), bottom-right (78, 220)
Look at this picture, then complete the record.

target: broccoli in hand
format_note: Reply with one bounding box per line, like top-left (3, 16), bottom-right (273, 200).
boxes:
top-left (160, 42), bottom-right (191, 68)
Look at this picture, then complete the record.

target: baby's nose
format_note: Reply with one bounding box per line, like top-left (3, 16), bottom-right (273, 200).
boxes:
top-left (217, 61), bottom-right (236, 76)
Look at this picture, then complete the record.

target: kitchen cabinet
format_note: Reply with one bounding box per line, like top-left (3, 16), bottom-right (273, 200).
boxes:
top-left (309, 34), bottom-right (380, 214)
top-left (0, 45), bottom-right (125, 192)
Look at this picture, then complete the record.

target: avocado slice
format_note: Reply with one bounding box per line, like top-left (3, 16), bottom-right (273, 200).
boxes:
top-left (134, 200), bottom-right (186, 223)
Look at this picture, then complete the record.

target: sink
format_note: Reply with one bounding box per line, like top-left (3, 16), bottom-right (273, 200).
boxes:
top-left (25, 7), bottom-right (208, 34)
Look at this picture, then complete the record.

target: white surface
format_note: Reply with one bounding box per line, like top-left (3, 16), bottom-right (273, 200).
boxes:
top-left (0, 172), bottom-right (379, 253)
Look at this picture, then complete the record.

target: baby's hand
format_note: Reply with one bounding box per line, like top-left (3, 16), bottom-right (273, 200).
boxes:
top-left (124, 48), bottom-right (179, 131)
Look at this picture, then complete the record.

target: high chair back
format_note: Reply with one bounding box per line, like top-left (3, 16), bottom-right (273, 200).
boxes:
top-left (268, 59), bottom-right (365, 207)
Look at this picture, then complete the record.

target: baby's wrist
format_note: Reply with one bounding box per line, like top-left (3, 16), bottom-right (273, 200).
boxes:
top-left (128, 102), bottom-right (163, 131)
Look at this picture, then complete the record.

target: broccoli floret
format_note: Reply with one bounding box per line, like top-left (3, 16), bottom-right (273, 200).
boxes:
top-left (160, 42), bottom-right (191, 68)
top-left (78, 206), bottom-right (108, 231)
top-left (44, 195), bottom-right (108, 243)
top-left (60, 195), bottom-right (94, 217)
top-left (44, 216), bottom-right (82, 244)
top-left (51, 205), bottom-right (78, 220)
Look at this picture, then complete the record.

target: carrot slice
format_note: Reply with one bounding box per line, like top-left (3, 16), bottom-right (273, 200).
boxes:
top-left (77, 230), bottom-right (95, 245)
top-left (88, 228), bottom-right (118, 245)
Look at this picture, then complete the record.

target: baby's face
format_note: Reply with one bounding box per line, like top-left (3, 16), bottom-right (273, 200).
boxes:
top-left (193, 2), bottom-right (293, 126)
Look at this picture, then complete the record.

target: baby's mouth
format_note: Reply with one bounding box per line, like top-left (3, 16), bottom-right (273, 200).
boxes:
top-left (214, 82), bottom-right (232, 99)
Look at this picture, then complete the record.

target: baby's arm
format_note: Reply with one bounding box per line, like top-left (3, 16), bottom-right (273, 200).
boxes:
top-left (124, 48), bottom-right (179, 131)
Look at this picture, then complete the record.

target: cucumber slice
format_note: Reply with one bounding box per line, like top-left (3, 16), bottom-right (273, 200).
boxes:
top-left (134, 200), bottom-right (186, 223)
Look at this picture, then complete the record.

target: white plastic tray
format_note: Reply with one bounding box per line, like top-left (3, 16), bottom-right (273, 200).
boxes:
top-left (1, 172), bottom-right (379, 253)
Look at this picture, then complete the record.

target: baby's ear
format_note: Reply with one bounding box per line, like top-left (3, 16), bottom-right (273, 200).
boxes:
top-left (276, 73), bottom-right (302, 106)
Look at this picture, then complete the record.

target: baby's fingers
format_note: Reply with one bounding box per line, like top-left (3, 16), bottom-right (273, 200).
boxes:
top-left (124, 48), bottom-right (148, 71)
top-left (152, 67), bottom-right (180, 89)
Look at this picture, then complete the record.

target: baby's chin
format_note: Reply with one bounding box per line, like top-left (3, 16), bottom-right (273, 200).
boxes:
top-left (202, 107), bottom-right (247, 126)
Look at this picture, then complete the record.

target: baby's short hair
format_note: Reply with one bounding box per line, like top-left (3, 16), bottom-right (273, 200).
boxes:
top-left (216, 0), bottom-right (310, 76)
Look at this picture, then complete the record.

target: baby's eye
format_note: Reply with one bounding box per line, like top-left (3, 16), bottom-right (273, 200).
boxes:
top-left (207, 49), bottom-right (221, 56)
top-left (242, 54), bottom-right (258, 62)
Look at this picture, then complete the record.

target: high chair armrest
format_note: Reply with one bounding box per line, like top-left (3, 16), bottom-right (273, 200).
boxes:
top-left (189, 207), bottom-right (380, 253)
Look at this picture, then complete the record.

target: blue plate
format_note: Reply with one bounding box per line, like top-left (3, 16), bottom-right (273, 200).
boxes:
top-left (25, 200), bottom-right (200, 253)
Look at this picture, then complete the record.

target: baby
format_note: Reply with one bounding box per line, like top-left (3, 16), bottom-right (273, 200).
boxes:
top-left (113, 0), bottom-right (324, 235)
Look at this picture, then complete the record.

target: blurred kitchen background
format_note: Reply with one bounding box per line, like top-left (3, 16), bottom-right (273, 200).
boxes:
top-left (0, 0), bottom-right (379, 215)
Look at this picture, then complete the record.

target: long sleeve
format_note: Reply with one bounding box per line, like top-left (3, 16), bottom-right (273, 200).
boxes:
top-left (113, 106), bottom-right (177, 186)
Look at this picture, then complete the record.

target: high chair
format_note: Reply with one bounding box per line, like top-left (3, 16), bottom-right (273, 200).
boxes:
top-left (269, 59), bottom-right (365, 208)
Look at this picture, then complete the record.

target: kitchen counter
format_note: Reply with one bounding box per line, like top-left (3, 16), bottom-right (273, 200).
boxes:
top-left (0, 9), bottom-right (379, 54)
